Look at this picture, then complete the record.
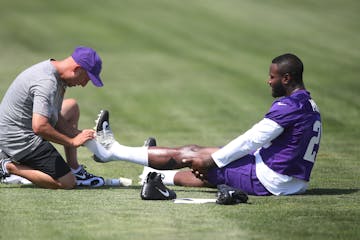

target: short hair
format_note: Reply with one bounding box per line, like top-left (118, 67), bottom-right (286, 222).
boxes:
top-left (272, 53), bottom-right (303, 82)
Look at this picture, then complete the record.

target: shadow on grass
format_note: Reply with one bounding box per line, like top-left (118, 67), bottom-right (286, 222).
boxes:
top-left (1, 184), bottom-right (143, 190)
top-left (304, 188), bottom-right (359, 195)
top-left (2, 185), bottom-right (357, 196)
top-left (3, 184), bottom-right (217, 193)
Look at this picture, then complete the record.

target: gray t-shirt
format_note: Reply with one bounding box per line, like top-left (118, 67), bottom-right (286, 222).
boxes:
top-left (0, 60), bottom-right (66, 161)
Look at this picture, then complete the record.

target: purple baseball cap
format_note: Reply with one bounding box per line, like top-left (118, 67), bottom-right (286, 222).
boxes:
top-left (71, 46), bottom-right (103, 87)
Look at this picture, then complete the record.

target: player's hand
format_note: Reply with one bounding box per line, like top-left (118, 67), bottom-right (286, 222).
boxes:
top-left (182, 157), bottom-right (216, 180)
top-left (71, 129), bottom-right (95, 147)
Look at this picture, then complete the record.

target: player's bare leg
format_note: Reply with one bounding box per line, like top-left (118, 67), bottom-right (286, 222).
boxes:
top-left (147, 145), bottom-right (219, 170)
top-left (173, 170), bottom-right (212, 187)
top-left (88, 109), bottom-right (218, 187)
top-left (146, 145), bottom-right (218, 187)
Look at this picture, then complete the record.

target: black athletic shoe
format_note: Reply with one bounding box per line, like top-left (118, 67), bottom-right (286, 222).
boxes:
top-left (94, 109), bottom-right (109, 132)
top-left (0, 150), bottom-right (11, 180)
top-left (141, 172), bottom-right (176, 200)
top-left (216, 184), bottom-right (248, 205)
top-left (92, 110), bottom-right (115, 163)
top-left (94, 109), bottom-right (115, 149)
top-left (144, 137), bottom-right (157, 147)
top-left (74, 165), bottom-right (105, 187)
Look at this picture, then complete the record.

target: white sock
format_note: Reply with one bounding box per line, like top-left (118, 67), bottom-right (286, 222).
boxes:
top-left (110, 141), bottom-right (148, 166)
top-left (161, 170), bottom-right (177, 185)
top-left (84, 140), bottom-right (112, 160)
top-left (140, 166), bottom-right (177, 185)
top-left (71, 165), bottom-right (82, 173)
top-left (84, 139), bottom-right (148, 166)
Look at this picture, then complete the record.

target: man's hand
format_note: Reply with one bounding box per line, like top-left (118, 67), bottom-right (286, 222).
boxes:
top-left (33, 113), bottom-right (96, 147)
top-left (71, 129), bottom-right (95, 147)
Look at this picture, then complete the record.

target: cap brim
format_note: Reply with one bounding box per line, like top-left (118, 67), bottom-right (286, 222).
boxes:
top-left (87, 71), bottom-right (103, 87)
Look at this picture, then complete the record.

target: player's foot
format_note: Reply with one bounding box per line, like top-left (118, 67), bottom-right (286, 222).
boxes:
top-left (140, 172), bottom-right (176, 200)
top-left (94, 110), bottom-right (115, 149)
top-left (138, 137), bottom-right (157, 184)
top-left (0, 151), bottom-right (11, 180)
top-left (73, 165), bottom-right (105, 187)
top-left (144, 137), bottom-right (157, 147)
top-left (139, 166), bottom-right (153, 185)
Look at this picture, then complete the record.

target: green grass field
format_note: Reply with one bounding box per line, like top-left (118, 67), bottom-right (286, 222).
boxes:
top-left (0, 0), bottom-right (359, 239)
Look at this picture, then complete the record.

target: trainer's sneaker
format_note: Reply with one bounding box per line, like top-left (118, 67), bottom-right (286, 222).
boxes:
top-left (73, 165), bottom-right (105, 187)
top-left (94, 110), bottom-right (115, 149)
top-left (0, 150), bottom-right (11, 180)
top-left (141, 172), bottom-right (176, 200)
top-left (216, 184), bottom-right (248, 205)
top-left (2, 174), bottom-right (32, 185)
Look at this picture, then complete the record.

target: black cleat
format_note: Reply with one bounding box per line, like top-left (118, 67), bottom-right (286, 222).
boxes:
top-left (143, 137), bottom-right (157, 147)
top-left (94, 110), bottom-right (110, 132)
top-left (216, 184), bottom-right (248, 205)
top-left (93, 109), bottom-right (115, 150)
top-left (141, 172), bottom-right (176, 200)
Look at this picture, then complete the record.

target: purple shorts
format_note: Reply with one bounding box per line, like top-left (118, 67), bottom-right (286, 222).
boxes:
top-left (207, 154), bottom-right (271, 196)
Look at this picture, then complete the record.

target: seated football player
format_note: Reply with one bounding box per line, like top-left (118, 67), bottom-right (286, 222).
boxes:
top-left (85, 53), bottom-right (322, 196)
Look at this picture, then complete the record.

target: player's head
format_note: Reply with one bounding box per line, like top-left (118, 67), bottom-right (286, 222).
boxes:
top-left (268, 53), bottom-right (304, 98)
top-left (271, 53), bottom-right (303, 83)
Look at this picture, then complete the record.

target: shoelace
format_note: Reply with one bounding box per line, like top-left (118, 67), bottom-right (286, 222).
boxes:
top-left (76, 165), bottom-right (96, 178)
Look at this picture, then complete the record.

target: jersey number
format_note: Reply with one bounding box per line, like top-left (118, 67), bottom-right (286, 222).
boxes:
top-left (304, 120), bottom-right (321, 163)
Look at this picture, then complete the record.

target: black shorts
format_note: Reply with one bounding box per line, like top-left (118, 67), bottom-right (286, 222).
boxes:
top-left (18, 141), bottom-right (71, 179)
